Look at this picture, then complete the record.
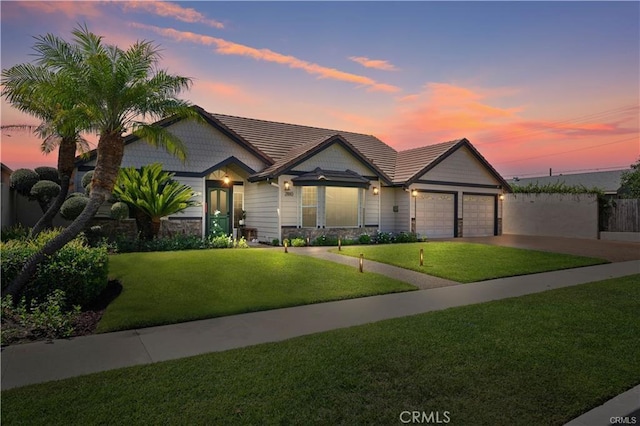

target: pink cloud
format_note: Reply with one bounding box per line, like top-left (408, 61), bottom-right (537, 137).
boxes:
top-left (7, 1), bottom-right (103, 18)
top-left (373, 82), bottom-right (638, 177)
top-left (132, 24), bottom-right (401, 93)
top-left (193, 81), bottom-right (260, 107)
top-left (349, 56), bottom-right (399, 71)
top-left (121, 1), bottom-right (224, 29)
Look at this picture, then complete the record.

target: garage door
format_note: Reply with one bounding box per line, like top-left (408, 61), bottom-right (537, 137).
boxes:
top-left (415, 193), bottom-right (455, 238)
top-left (463, 194), bottom-right (495, 237)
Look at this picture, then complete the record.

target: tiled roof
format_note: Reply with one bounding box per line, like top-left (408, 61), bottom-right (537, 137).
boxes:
top-left (292, 167), bottom-right (371, 187)
top-left (207, 112), bottom-right (398, 179)
top-left (393, 139), bottom-right (463, 183)
top-left (513, 169), bottom-right (627, 193)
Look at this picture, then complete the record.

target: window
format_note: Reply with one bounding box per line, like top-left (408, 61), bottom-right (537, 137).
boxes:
top-left (325, 187), bottom-right (359, 227)
top-left (301, 187), bottom-right (317, 227)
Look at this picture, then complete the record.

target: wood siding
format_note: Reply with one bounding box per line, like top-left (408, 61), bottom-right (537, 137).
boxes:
top-left (292, 143), bottom-right (375, 176)
top-left (85, 120), bottom-right (267, 173)
top-left (244, 180), bottom-right (279, 242)
top-left (420, 146), bottom-right (499, 186)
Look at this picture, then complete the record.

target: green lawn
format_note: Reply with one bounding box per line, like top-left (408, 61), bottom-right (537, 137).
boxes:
top-left (97, 249), bottom-right (415, 332)
top-left (3, 274), bottom-right (639, 425)
top-left (331, 242), bottom-right (608, 282)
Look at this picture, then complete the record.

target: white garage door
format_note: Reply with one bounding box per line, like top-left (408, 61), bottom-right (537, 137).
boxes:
top-left (415, 193), bottom-right (455, 238)
top-left (463, 194), bottom-right (495, 237)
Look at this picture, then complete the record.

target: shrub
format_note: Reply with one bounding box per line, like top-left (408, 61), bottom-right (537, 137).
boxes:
top-left (358, 234), bottom-right (372, 244)
top-left (272, 238), bottom-right (280, 246)
top-left (9, 168), bottom-right (39, 196)
top-left (30, 180), bottom-right (61, 202)
top-left (314, 235), bottom-right (338, 246)
top-left (291, 237), bottom-right (306, 247)
top-left (375, 231), bottom-right (394, 244)
top-left (0, 230), bottom-right (108, 308)
top-left (1, 290), bottom-right (81, 344)
top-left (209, 235), bottom-right (234, 248)
top-left (81, 171), bottom-right (94, 189)
top-left (60, 195), bottom-right (89, 220)
top-left (34, 166), bottom-right (61, 184)
top-left (395, 231), bottom-right (418, 243)
top-left (1, 224), bottom-right (30, 242)
top-left (110, 202), bottom-right (130, 220)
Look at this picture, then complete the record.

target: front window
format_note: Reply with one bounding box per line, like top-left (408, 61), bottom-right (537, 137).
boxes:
top-left (325, 187), bottom-right (359, 227)
top-left (301, 187), bottom-right (317, 227)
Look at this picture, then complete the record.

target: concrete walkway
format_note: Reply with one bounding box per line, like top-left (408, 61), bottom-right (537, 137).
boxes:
top-left (2, 260), bottom-right (638, 394)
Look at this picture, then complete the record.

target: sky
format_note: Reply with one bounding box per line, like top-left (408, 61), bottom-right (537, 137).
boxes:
top-left (1, 1), bottom-right (638, 179)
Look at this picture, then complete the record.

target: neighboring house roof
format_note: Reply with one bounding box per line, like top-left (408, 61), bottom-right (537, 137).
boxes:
top-left (513, 169), bottom-right (628, 194)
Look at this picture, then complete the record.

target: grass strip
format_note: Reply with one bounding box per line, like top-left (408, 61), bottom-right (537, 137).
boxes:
top-left (98, 248), bottom-right (415, 332)
top-left (2, 274), bottom-right (639, 425)
top-left (332, 242), bottom-right (607, 282)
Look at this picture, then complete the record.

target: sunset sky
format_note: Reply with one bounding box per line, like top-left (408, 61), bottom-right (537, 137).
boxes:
top-left (1, 1), bottom-right (638, 179)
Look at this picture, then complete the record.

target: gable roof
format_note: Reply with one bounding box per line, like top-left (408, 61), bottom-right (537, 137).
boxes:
top-left (394, 138), bottom-right (511, 190)
top-left (394, 139), bottom-right (463, 183)
top-left (206, 111), bottom-right (398, 180)
top-left (248, 134), bottom-right (391, 183)
top-left (292, 167), bottom-right (371, 188)
top-left (513, 169), bottom-right (627, 194)
top-left (74, 105), bottom-right (510, 189)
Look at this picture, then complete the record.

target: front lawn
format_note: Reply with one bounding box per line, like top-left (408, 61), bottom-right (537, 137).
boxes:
top-left (3, 275), bottom-right (639, 425)
top-left (331, 242), bottom-right (607, 282)
top-left (98, 249), bottom-right (415, 332)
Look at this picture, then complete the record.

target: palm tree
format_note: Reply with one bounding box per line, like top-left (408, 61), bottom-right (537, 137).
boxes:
top-left (2, 25), bottom-right (199, 298)
top-left (113, 164), bottom-right (200, 240)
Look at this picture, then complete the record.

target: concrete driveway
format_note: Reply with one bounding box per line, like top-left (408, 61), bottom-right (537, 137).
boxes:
top-left (441, 234), bottom-right (640, 263)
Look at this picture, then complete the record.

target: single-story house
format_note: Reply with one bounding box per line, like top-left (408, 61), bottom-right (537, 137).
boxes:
top-left (74, 106), bottom-right (511, 242)
top-left (512, 169), bottom-right (629, 198)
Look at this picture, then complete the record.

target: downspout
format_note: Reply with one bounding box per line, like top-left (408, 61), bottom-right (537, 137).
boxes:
top-left (271, 180), bottom-right (282, 244)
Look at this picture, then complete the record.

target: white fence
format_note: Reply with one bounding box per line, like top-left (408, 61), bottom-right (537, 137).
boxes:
top-left (502, 193), bottom-right (598, 239)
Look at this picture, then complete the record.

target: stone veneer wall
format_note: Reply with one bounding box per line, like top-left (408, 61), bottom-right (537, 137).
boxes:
top-left (89, 218), bottom-right (202, 240)
top-left (281, 226), bottom-right (379, 242)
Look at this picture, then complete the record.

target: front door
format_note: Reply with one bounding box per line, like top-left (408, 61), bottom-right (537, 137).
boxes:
top-left (207, 185), bottom-right (231, 236)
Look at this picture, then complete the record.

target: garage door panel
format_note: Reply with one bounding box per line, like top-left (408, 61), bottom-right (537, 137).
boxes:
top-left (415, 193), bottom-right (455, 238)
top-left (463, 195), bottom-right (495, 237)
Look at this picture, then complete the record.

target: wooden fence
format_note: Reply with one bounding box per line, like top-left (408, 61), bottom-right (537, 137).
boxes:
top-left (602, 199), bottom-right (640, 232)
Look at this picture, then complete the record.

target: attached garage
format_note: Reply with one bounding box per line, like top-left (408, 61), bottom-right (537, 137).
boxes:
top-left (415, 192), bottom-right (456, 238)
top-left (462, 194), bottom-right (496, 237)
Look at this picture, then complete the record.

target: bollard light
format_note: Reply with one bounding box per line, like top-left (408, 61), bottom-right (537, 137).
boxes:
top-left (420, 248), bottom-right (424, 267)
top-left (338, 237), bottom-right (342, 251)
top-left (284, 240), bottom-right (288, 253)
top-left (359, 254), bottom-right (364, 273)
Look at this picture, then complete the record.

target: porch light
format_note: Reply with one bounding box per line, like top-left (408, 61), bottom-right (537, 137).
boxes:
top-left (223, 175), bottom-right (230, 185)
top-left (284, 181), bottom-right (290, 191)
top-left (372, 186), bottom-right (379, 195)
top-left (412, 189), bottom-right (418, 197)
top-left (499, 194), bottom-right (505, 201)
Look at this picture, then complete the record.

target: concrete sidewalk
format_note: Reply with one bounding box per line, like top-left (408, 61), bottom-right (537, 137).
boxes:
top-left (2, 260), bottom-right (638, 392)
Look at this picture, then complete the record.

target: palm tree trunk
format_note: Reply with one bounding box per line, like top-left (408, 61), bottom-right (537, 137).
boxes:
top-left (3, 133), bottom-right (124, 299)
top-left (31, 139), bottom-right (77, 236)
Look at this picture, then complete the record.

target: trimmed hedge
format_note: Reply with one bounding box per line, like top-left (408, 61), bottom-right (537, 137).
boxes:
top-left (0, 231), bottom-right (108, 308)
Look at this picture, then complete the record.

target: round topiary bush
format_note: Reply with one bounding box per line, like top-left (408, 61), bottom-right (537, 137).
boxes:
top-left (60, 195), bottom-right (89, 220)
top-left (110, 202), bottom-right (130, 220)
top-left (30, 180), bottom-right (61, 202)
top-left (10, 168), bottom-right (40, 196)
top-left (34, 166), bottom-right (61, 184)
top-left (66, 192), bottom-right (86, 199)
top-left (81, 171), bottom-right (94, 189)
